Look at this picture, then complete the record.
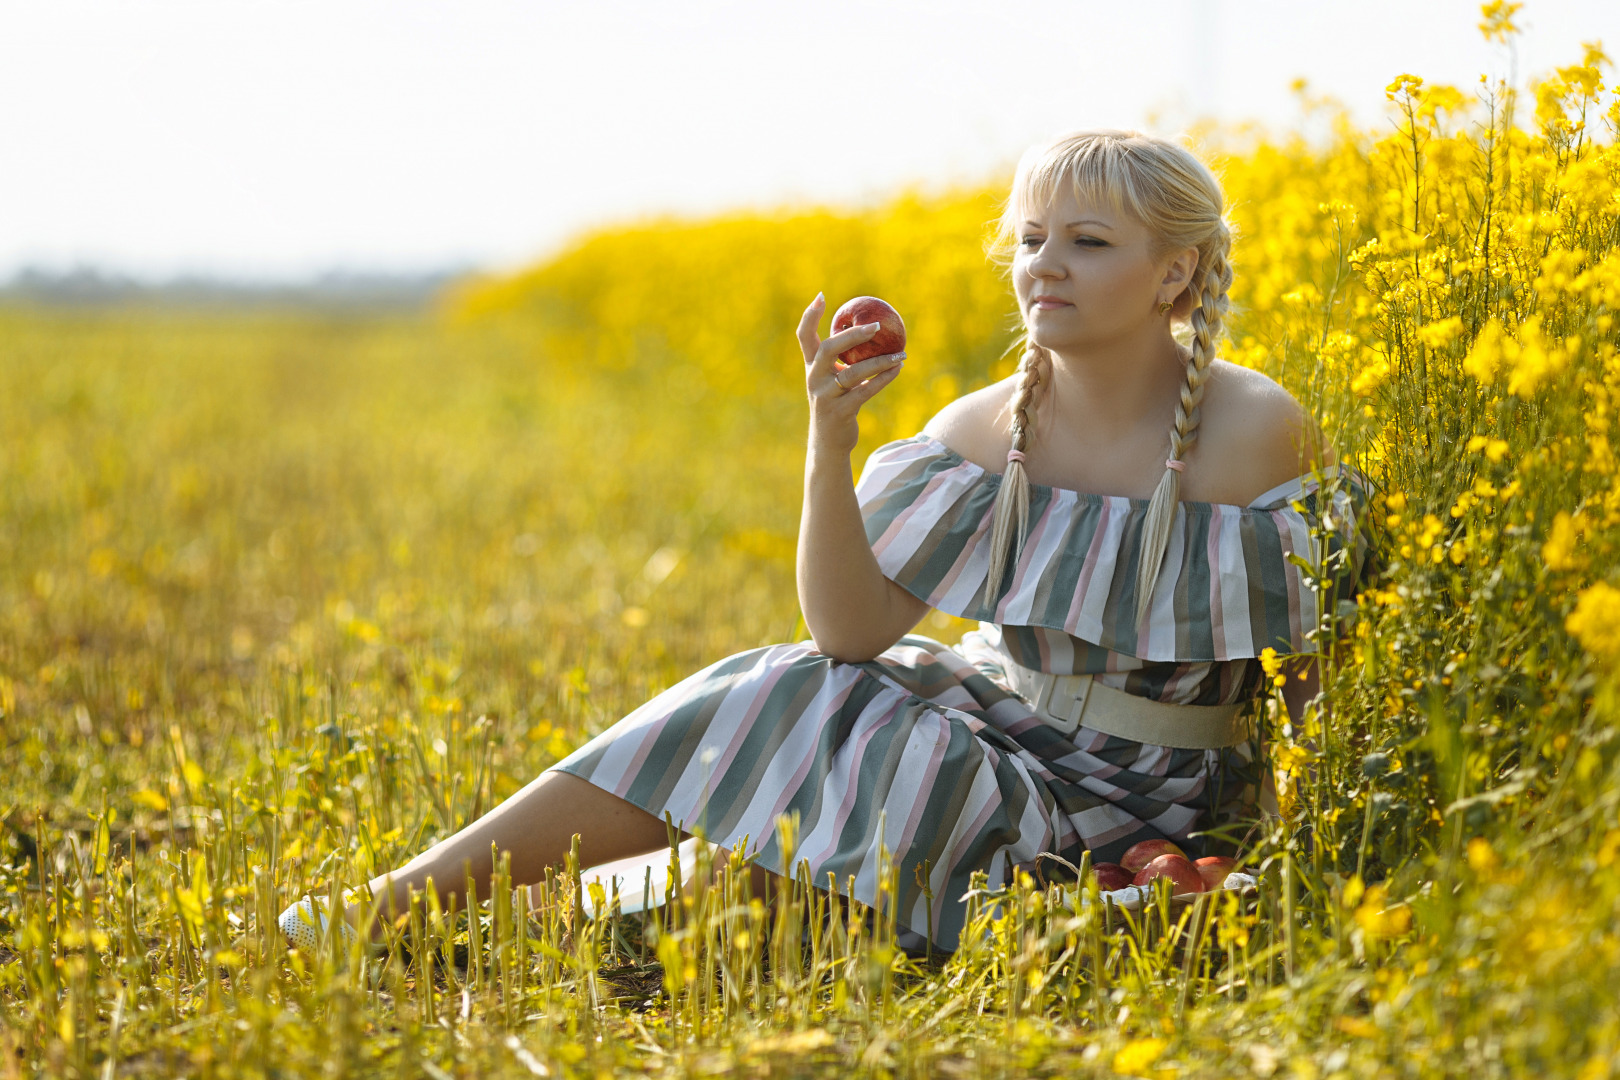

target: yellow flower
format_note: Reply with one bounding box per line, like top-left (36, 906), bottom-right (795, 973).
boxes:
top-left (1536, 78), bottom-right (1572, 132)
top-left (1465, 434), bottom-right (1510, 462)
top-left (1577, 1055), bottom-right (1610, 1080)
top-left (1259, 646), bottom-right (1287, 687)
top-left (1354, 884), bottom-right (1413, 940)
top-left (1385, 73), bottom-right (1424, 100)
top-left (1416, 316), bottom-right (1465, 348)
top-left (1467, 837), bottom-right (1499, 873)
top-left (1351, 355), bottom-right (1392, 397)
top-left (1542, 512), bottom-right (1586, 571)
top-left (1506, 318), bottom-right (1574, 397)
top-left (1568, 582), bottom-right (1620, 667)
top-left (1417, 84), bottom-right (1467, 122)
top-left (1273, 742), bottom-right (1312, 774)
top-left (1478, 1), bottom-right (1522, 44)
top-left (1463, 317), bottom-right (1574, 397)
top-left (1113, 1038), bottom-right (1169, 1076)
top-left (1462, 319), bottom-right (1506, 384)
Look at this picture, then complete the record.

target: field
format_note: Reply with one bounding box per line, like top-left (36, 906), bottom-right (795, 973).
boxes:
top-left (5, 14), bottom-right (1620, 1079)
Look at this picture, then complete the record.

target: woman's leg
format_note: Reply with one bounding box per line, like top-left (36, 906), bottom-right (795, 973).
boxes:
top-left (359, 771), bottom-right (664, 929)
top-left (359, 770), bottom-right (780, 936)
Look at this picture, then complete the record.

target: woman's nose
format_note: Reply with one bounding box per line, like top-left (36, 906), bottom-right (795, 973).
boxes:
top-left (1025, 242), bottom-right (1064, 279)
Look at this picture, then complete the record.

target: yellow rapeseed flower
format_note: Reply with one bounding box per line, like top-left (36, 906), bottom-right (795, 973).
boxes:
top-left (1113, 1038), bottom-right (1169, 1076)
top-left (1506, 319), bottom-right (1574, 397)
top-left (1259, 646), bottom-right (1286, 687)
top-left (1467, 837), bottom-right (1499, 873)
top-left (1354, 884), bottom-right (1413, 940)
top-left (1417, 84), bottom-right (1468, 122)
top-left (1478, 1), bottom-right (1523, 44)
top-left (1385, 73), bottom-right (1424, 101)
top-left (1416, 316), bottom-right (1465, 348)
top-left (1542, 512), bottom-right (1586, 571)
top-left (1351, 355), bottom-right (1392, 396)
top-left (1463, 320), bottom-right (1507, 384)
top-left (1568, 582), bottom-right (1620, 666)
top-left (1462, 316), bottom-right (1573, 397)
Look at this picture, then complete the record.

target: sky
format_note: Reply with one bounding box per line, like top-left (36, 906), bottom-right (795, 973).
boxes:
top-left (2, 0), bottom-right (1615, 281)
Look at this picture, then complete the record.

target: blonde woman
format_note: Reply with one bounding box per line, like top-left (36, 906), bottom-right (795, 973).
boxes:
top-left (281, 130), bottom-right (1371, 955)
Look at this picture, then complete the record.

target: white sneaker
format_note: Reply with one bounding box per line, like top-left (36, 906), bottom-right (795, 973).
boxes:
top-left (277, 890), bottom-right (368, 953)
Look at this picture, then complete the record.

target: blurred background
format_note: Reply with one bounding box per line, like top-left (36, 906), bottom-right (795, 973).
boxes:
top-left (4, 0), bottom-right (1616, 288)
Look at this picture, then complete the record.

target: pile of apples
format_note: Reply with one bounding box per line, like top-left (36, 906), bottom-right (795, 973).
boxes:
top-left (1088, 840), bottom-right (1240, 897)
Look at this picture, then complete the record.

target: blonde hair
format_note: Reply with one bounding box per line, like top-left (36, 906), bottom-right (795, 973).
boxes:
top-left (981, 130), bottom-right (1235, 624)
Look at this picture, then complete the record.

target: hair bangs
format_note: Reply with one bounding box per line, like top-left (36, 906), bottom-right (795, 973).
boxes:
top-left (993, 131), bottom-right (1155, 268)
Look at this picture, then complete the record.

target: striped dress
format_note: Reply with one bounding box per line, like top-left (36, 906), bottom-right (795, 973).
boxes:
top-left (553, 434), bottom-right (1373, 950)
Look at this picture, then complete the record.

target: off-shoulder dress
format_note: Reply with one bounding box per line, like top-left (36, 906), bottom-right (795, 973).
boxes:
top-left (551, 433), bottom-right (1372, 950)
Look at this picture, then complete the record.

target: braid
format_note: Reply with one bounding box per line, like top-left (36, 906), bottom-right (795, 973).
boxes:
top-left (982, 344), bottom-right (1051, 607)
top-left (1133, 232), bottom-right (1233, 624)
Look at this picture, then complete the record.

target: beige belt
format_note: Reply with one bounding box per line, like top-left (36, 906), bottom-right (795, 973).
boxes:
top-left (1002, 657), bottom-right (1251, 750)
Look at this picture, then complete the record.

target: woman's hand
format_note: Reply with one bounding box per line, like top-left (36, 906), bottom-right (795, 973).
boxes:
top-left (797, 293), bottom-right (906, 456)
top-left (793, 292), bottom-right (927, 662)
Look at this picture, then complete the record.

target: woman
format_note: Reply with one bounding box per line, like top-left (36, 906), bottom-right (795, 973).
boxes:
top-left (281, 129), bottom-right (1370, 955)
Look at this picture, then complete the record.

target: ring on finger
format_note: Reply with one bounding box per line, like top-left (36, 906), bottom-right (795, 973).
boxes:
top-left (833, 370), bottom-right (850, 392)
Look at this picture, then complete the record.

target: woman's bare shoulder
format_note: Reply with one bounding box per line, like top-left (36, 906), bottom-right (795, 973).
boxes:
top-left (1200, 361), bottom-right (1337, 495)
top-left (920, 378), bottom-right (1019, 471)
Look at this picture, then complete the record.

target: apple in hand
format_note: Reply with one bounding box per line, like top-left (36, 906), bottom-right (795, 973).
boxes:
top-left (1091, 862), bottom-right (1134, 891)
top-left (1120, 839), bottom-right (1187, 875)
top-left (831, 296), bottom-right (906, 365)
top-left (1195, 856), bottom-right (1239, 891)
top-left (1132, 854), bottom-right (1205, 895)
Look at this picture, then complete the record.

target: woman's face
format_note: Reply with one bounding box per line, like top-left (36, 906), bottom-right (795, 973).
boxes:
top-left (1012, 181), bottom-right (1194, 355)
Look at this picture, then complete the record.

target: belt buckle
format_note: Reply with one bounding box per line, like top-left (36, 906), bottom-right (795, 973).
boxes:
top-left (1042, 673), bottom-right (1091, 736)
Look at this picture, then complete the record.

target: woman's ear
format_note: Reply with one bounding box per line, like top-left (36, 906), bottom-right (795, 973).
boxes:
top-left (1161, 246), bottom-right (1200, 296)
top-left (1162, 246), bottom-right (1202, 320)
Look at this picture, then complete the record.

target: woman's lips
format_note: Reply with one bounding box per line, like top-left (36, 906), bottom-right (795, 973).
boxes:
top-left (1031, 297), bottom-right (1071, 310)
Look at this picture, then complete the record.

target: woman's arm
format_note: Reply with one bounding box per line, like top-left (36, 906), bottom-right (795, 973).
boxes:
top-left (794, 295), bottom-right (932, 662)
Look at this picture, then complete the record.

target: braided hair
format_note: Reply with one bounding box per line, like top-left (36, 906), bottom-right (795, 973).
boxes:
top-left (981, 341), bottom-right (1048, 606)
top-left (981, 131), bottom-right (1236, 623)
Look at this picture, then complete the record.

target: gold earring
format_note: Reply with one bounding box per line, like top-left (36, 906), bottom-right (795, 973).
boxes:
top-left (1157, 300), bottom-right (1173, 315)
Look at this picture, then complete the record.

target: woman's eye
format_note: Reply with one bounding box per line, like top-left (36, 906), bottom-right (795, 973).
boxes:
top-left (1075, 237), bottom-right (1107, 247)
top-left (1020, 236), bottom-right (1043, 248)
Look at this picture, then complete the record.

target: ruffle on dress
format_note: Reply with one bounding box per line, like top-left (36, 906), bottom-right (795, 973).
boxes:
top-left (856, 435), bottom-right (1372, 664)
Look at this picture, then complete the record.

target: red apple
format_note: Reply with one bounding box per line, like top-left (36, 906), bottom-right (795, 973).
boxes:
top-left (1120, 839), bottom-right (1186, 875)
top-left (1091, 862), bottom-right (1134, 891)
top-left (1195, 856), bottom-right (1239, 891)
top-left (1132, 854), bottom-right (1205, 895)
top-left (831, 296), bottom-right (906, 365)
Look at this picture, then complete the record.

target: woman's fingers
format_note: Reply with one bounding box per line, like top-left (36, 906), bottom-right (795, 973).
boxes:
top-left (814, 322), bottom-right (883, 371)
top-left (835, 351), bottom-right (907, 386)
top-left (796, 293), bottom-right (826, 363)
top-left (840, 358), bottom-right (905, 404)
top-left (820, 353), bottom-right (904, 401)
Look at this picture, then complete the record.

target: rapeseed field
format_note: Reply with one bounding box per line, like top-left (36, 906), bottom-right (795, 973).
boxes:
top-left (4, 9), bottom-right (1620, 1076)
